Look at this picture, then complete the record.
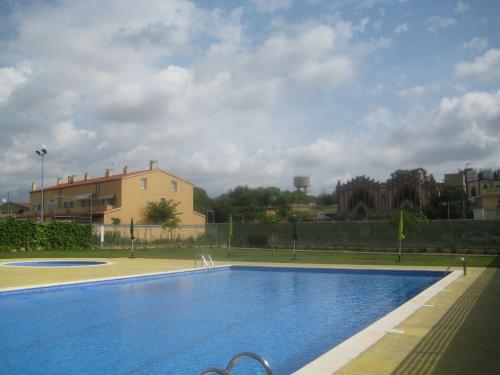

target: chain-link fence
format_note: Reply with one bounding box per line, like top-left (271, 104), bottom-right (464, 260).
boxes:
top-left (93, 220), bottom-right (500, 253)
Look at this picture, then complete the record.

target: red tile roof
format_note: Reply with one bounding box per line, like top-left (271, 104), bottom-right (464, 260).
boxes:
top-left (31, 170), bottom-right (149, 193)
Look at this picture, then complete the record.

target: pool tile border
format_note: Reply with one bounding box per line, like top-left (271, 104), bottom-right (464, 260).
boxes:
top-left (0, 265), bottom-right (231, 295)
top-left (293, 269), bottom-right (462, 375)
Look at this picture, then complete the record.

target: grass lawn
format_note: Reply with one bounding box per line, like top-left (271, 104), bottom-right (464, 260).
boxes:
top-left (1, 247), bottom-right (498, 268)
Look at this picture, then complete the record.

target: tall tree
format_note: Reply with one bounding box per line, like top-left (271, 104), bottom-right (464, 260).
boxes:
top-left (424, 186), bottom-right (471, 219)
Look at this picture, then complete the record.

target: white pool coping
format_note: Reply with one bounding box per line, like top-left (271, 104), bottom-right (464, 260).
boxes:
top-left (293, 269), bottom-right (462, 375)
top-left (1, 260), bottom-right (113, 268)
top-left (0, 265), bottom-right (230, 293)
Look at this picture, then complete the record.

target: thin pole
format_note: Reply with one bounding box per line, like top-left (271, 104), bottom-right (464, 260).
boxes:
top-left (41, 154), bottom-right (44, 222)
top-left (398, 238), bottom-right (402, 262)
top-left (90, 195), bottom-right (93, 226)
top-left (7, 191), bottom-right (11, 216)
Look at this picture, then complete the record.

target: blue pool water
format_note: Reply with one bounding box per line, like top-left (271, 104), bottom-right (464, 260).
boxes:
top-left (0, 266), bottom-right (444, 374)
top-left (3, 260), bottom-right (108, 267)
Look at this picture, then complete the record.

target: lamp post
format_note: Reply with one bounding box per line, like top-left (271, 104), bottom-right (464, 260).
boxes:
top-left (418, 169), bottom-right (423, 218)
top-left (35, 148), bottom-right (47, 222)
top-left (463, 162), bottom-right (473, 219)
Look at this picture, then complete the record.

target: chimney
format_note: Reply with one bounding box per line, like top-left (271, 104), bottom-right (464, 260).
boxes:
top-left (105, 169), bottom-right (113, 177)
top-left (57, 177), bottom-right (63, 185)
top-left (123, 166), bottom-right (129, 175)
top-left (72, 175), bottom-right (78, 183)
top-left (67, 176), bottom-right (72, 183)
top-left (149, 160), bottom-right (158, 170)
top-left (32, 182), bottom-right (37, 191)
top-left (84, 172), bottom-right (90, 181)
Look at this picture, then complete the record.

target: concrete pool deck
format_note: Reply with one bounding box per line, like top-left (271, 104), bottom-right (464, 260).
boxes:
top-left (1, 258), bottom-right (498, 374)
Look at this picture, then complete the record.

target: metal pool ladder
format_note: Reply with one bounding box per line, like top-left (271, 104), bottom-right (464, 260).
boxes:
top-left (200, 352), bottom-right (274, 375)
top-left (196, 254), bottom-right (216, 272)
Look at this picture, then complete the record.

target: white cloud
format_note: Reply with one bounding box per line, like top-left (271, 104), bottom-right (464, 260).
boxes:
top-left (361, 107), bottom-right (394, 128)
top-left (463, 37), bottom-right (488, 53)
top-left (394, 23), bottom-right (409, 34)
top-left (455, 49), bottom-right (500, 82)
top-left (454, 1), bottom-right (470, 14)
top-left (1, 0), bottom-right (497, 199)
top-left (0, 63), bottom-right (31, 104)
top-left (251, 0), bottom-right (293, 13)
top-left (426, 16), bottom-right (456, 32)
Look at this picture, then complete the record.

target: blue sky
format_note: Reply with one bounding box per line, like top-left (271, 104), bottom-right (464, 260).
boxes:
top-left (0, 0), bottom-right (499, 200)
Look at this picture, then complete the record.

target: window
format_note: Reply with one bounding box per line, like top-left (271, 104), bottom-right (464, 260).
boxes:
top-left (471, 187), bottom-right (477, 197)
top-left (81, 199), bottom-right (90, 207)
top-left (47, 202), bottom-right (54, 212)
top-left (140, 178), bottom-right (147, 190)
top-left (32, 205), bottom-right (37, 212)
top-left (63, 201), bottom-right (74, 209)
top-left (101, 198), bottom-right (116, 206)
top-left (171, 180), bottom-right (177, 192)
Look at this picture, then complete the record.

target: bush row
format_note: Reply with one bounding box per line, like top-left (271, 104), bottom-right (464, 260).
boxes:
top-left (0, 220), bottom-right (93, 250)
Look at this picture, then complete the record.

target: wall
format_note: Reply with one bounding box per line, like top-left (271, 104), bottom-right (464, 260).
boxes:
top-left (116, 169), bottom-right (205, 226)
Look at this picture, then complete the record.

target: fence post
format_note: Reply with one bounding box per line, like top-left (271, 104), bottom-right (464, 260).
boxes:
top-left (100, 225), bottom-right (104, 248)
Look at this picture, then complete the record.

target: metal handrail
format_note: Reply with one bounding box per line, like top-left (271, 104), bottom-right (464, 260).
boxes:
top-left (201, 255), bottom-right (210, 271)
top-left (226, 352), bottom-right (273, 375)
top-left (207, 254), bottom-right (215, 269)
top-left (200, 368), bottom-right (230, 375)
top-left (200, 352), bottom-right (273, 375)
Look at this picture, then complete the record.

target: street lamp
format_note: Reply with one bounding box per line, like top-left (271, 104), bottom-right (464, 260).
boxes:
top-left (463, 162), bottom-right (473, 219)
top-left (35, 148), bottom-right (47, 222)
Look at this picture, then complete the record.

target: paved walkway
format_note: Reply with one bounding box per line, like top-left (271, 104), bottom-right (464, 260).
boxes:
top-left (337, 267), bottom-right (500, 375)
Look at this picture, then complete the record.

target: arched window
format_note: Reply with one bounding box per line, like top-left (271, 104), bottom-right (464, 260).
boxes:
top-left (348, 188), bottom-right (374, 210)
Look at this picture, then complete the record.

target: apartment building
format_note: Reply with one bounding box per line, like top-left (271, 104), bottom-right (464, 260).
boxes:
top-left (28, 161), bottom-right (205, 225)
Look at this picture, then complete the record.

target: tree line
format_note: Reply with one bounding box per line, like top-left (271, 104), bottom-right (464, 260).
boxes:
top-left (194, 184), bottom-right (472, 223)
top-left (194, 185), bottom-right (336, 223)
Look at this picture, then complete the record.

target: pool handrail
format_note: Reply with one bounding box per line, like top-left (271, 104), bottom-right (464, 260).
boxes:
top-left (226, 352), bottom-right (274, 375)
top-left (207, 254), bottom-right (215, 269)
top-left (200, 368), bottom-right (231, 375)
top-left (200, 352), bottom-right (273, 375)
top-left (201, 255), bottom-right (210, 271)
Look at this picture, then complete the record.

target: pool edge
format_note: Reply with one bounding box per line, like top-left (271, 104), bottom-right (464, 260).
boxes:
top-left (292, 269), bottom-right (462, 375)
top-left (0, 265), bottom-right (232, 294)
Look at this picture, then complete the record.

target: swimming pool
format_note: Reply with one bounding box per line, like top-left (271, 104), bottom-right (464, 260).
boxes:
top-left (0, 266), bottom-right (445, 374)
top-left (3, 260), bottom-right (109, 267)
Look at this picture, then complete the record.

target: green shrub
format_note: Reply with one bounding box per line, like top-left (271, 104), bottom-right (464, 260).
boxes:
top-left (0, 219), bottom-right (92, 250)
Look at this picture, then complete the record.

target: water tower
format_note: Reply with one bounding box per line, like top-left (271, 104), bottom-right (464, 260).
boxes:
top-left (294, 176), bottom-right (310, 194)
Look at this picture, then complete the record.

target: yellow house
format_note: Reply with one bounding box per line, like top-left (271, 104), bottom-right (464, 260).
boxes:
top-left (481, 187), bottom-right (500, 220)
top-left (28, 161), bottom-right (205, 226)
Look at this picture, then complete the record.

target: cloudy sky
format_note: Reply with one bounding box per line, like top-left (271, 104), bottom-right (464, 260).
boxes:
top-left (1, 0), bottom-right (499, 199)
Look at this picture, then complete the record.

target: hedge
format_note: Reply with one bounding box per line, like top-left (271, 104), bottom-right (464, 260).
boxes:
top-left (0, 219), bottom-right (93, 250)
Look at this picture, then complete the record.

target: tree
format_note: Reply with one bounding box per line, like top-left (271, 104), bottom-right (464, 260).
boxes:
top-left (194, 186), bottom-right (212, 215)
top-left (424, 186), bottom-right (471, 219)
top-left (145, 199), bottom-right (181, 240)
top-left (260, 212), bottom-right (280, 255)
top-left (317, 192), bottom-right (336, 206)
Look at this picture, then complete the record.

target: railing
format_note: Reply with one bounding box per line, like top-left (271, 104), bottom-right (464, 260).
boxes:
top-left (200, 352), bottom-right (273, 375)
top-left (195, 254), bottom-right (215, 272)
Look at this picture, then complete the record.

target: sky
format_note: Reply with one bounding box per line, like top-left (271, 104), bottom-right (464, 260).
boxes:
top-left (0, 0), bottom-right (499, 200)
